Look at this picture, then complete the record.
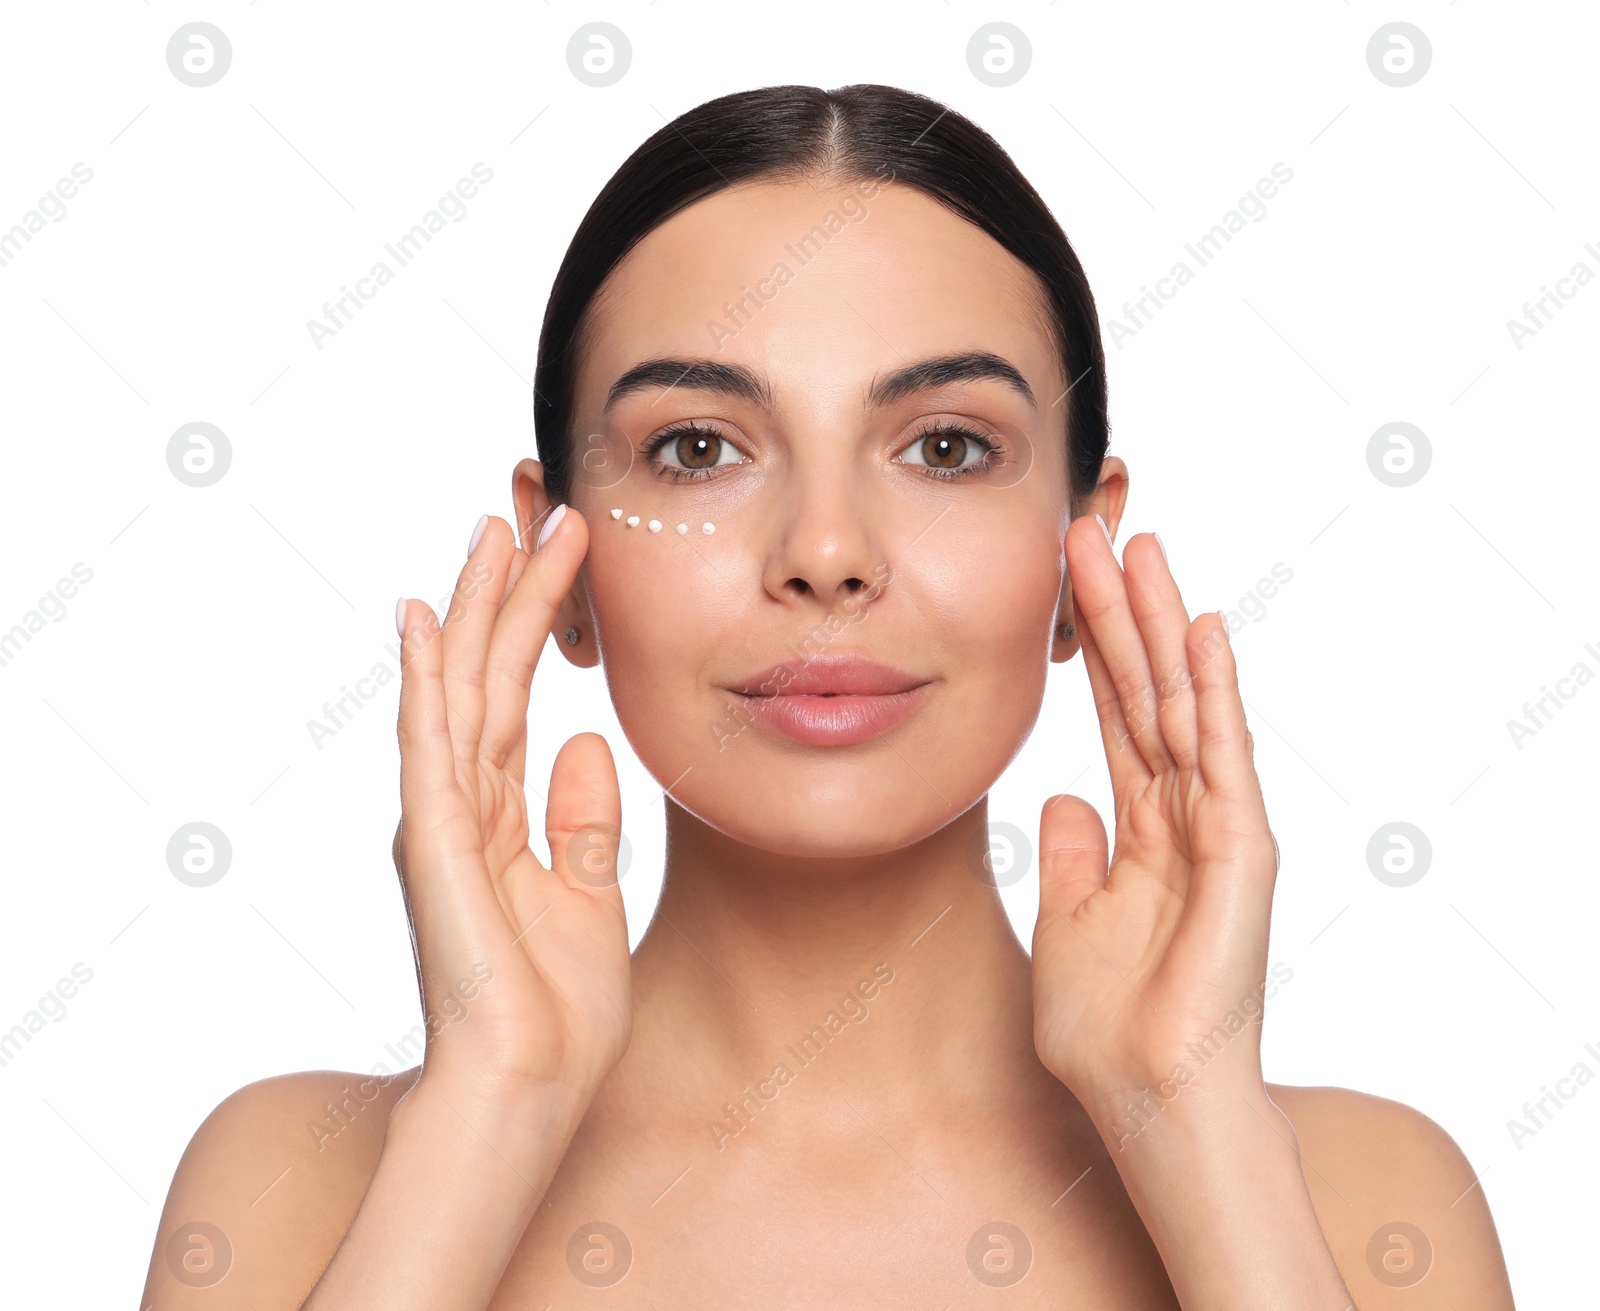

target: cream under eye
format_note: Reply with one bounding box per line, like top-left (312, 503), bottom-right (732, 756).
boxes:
top-left (895, 423), bottom-right (1005, 479)
top-left (640, 423), bottom-right (747, 481)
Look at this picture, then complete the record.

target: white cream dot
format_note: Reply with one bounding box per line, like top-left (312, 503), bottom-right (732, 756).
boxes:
top-left (675, 523), bottom-right (688, 535)
top-left (626, 515), bottom-right (640, 528)
top-left (609, 508), bottom-right (623, 520)
top-left (701, 521), bottom-right (715, 534)
top-left (647, 519), bottom-right (662, 533)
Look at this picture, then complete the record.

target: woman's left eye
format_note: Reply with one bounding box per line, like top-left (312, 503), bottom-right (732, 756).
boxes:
top-left (895, 424), bottom-right (1003, 479)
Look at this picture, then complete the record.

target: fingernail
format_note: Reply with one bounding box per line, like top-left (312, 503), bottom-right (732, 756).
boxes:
top-left (395, 598), bottom-right (407, 638)
top-left (1217, 609), bottom-right (1230, 643)
top-left (467, 513), bottom-right (488, 556)
top-left (1096, 514), bottom-right (1114, 550)
top-left (1154, 531), bottom-right (1168, 565)
top-left (536, 503), bottom-right (567, 552)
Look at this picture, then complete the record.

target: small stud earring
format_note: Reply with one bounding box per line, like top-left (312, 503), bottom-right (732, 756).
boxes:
top-left (1057, 621), bottom-right (1075, 642)
top-left (564, 627), bottom-right (580, 646)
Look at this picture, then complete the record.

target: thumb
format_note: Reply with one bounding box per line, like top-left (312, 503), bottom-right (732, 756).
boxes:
top-left (1037, 794), bottom-right (1110, 919)
top-left (545, 731), bottom-right (624, 897)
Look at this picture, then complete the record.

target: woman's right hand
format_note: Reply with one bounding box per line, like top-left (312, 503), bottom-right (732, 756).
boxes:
top-left (392, 505), bottom-right (631, 1116)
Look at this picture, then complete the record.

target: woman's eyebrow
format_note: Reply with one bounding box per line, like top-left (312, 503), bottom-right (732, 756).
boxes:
top-left (869, 351), bottom-right (1037, 411)
top-left (604, 358), bottom-right (772, 411)
top-left (602, 350), bottom-right (1037, 413)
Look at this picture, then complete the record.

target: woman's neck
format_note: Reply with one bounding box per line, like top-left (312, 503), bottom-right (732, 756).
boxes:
top-left (616, 796), bottom-right (1055, 1120)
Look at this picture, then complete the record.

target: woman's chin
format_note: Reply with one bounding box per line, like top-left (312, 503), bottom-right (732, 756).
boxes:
top-left (661, 768), bottom-right (987, 863)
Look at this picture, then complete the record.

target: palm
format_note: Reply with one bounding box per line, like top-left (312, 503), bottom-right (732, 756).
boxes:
top-left (473, 755), bottom-right (631, 1084)
top-left (1031, 519), bottom-right (1277, 1123)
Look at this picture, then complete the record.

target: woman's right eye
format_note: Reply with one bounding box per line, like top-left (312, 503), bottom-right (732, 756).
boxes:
top-left (643, 423), bottom-right (749, 480)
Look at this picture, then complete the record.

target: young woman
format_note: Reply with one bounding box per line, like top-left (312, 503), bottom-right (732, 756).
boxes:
top-left (142, 84), bottom-right (1515, 1308)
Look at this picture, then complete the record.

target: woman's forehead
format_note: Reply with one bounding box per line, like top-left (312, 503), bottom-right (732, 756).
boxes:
top-left (573, 177), bottom-right (1061, 416)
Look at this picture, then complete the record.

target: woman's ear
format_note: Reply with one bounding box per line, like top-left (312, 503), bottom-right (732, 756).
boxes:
top-left (1051, 455), bottom-right (1129, 664)
top-left (1091, 455), bottom-right (1131, 544)
top-left (511, 457), bottom-right (600, 669)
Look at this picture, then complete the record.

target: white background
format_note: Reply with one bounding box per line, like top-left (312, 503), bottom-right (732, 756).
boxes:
top-left (1, 2), bottom-right (1594, 1303)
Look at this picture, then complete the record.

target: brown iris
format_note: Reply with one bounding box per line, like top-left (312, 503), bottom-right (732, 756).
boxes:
top-left (675, 432), bottom-right (722, 469)
top-left (918, 431), bottom-right (970, 469)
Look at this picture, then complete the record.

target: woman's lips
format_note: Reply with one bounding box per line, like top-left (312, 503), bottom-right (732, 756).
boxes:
top-left (724, 654), bottom-right (932, 746)
top-left (730, 684), bottom-right (931, 746)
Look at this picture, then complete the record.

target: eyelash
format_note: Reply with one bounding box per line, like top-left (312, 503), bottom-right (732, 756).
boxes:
top-left (638, 421), bottom-right (1006, 482)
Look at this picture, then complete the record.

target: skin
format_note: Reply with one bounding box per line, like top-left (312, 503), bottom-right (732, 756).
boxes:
top-left (141, 176), bottom-right (1517, 1308)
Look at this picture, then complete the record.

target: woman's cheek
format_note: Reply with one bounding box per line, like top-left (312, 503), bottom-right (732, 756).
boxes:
top-left (589, 545), bottom-right (717, 730)
top-left (924, 513), bottom-right (1057, 638)
top-left (933, 525), bottom-right (1059, 721)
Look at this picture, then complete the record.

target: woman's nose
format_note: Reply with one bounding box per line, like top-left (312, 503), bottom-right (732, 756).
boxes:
top-left (759, 467), bottom-right (885, 609)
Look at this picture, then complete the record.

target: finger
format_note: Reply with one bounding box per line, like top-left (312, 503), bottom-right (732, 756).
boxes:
top-left (481, 505), bottom-right (588, 770)
top-left (497, 549), bottom-right (533, 788)
top-left (396, 598), bottom-right (455, 805)
top-left (440, 516), bottom-right (515, 782)
top-left (505, 721), bottom-right (531, 811)
top-left (1189, 611), bottom-right (1260, 805)
top-left (544, 731), bottom-right (624, 902)
top-left (396, 596), bottom-right (510, 956)
top-left (1074, 592), bottom-right (1150, 800)
top-left (1068, 514), bottom-right (1177, 778)
top-left (1037, 792), bottom-right (1110, 920)
top-left (1121, 533), bottom-right (1200, 772)
top-left (501, 543), bottom-right (530, 603)
top-left (1150, 610), bottom-right (1277, 967)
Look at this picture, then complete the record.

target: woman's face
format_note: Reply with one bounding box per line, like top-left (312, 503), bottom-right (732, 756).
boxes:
top-left (548, 173), bottom-right (1094, 858)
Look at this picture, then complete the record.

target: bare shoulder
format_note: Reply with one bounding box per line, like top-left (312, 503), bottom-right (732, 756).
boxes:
top-left (139, 1065), bottom-right (423, 1308)
top-left (1266, 1081), bottom-right (1516, 1308)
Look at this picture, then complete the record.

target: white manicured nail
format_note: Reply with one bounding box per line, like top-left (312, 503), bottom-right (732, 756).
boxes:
top-left (1096, 514), bottom-right (1113, 550)
top-left (536, 503), bottom-right (567, 551)
top-left (395, 598), bottom-right (407, 637)
top-left (467, 513), bottom-right (488, 556)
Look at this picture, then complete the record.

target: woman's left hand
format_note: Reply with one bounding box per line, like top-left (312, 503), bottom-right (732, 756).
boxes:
top-left (1031, 514), bottom-right (1280, 1141)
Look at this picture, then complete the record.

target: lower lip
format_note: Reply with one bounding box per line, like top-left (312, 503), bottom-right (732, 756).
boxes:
top-left (731, 685), bottom-right (931, 746)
